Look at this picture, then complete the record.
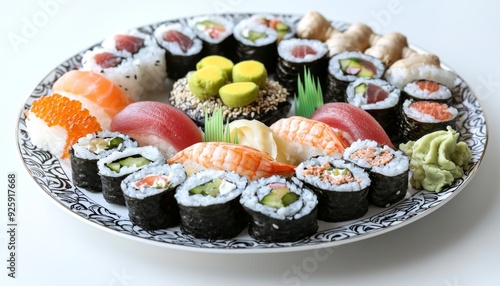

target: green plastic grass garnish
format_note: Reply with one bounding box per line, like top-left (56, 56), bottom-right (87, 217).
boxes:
top-left (294, 67), bottom-right (324, 118)
top-left (203, 107), bottom-right (238, 144)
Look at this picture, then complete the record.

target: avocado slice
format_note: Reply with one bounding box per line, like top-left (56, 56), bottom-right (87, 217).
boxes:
top-left (245, 30), bottom-right (267, 42)
top-left (354, 83), bottom-right (367, 95)
top-left (357, 67), bottom-right (374, 78)
top-left (189, 178), bottom-right (222, 197)
top-left (107, 162), bottom-right (121, 173)
top-left (261, 186), bottom-right (299, 208)
top-left (108, 137), bottom-right (124, 149)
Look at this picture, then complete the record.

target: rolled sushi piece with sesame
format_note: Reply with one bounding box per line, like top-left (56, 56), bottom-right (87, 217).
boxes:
top-left (121, 163), bottom-right (186, 230)
top-left (154, 23), bottom-right (203, 80)
top-left (175, 169), bottom-right (248, 240)
top-left (275, 38), bottom-right (329, 97)
top-left (343, 139), bottom-right (409, 207)
top-left (346, 78), bottom-right (401, 142)
top-left (295, 156), bottom-right (371, 222)
top-left (325, 51), bottom-right (385, 103)
top-left (240, 175), bottom-right (318, 243)
top-left (402, 80), bottom-right (453, 105)
top-left (69, 131), bottom-right (138, 192)
top-left (400, 99), bottom-right (458, 142)
top-left (97, 146), bottom-right (165, 205)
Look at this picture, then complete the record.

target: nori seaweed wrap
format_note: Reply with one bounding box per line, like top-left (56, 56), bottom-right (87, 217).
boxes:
top-left (400, 99), bottom-right (458, 142)
top-left (233, 19), bottom-right (279, 72)
top-left (175, 170), bottom-right (248, 240)
top-left (275, 38), bottom-right (328, 97)
top-left (295, 156), bottom-right (371, 222)
top-left (97, 146), bottom-right (165, 205)
top-left (154, 23), bottom-right (203, 80)
top-left (189, 15), bottom-right (237, 62)
top-left (121, 164), bottom-right (186, 230)
top-left (325, 51), bottom-right (385, 103)
top-left (343, 139), bottom-right (409, 207)
top-left (346, 78), bottom-right (401, 142)
top-left (240, 176), bottom-right (318, 243)
top-left (69, 131), bottom-right (138, 192)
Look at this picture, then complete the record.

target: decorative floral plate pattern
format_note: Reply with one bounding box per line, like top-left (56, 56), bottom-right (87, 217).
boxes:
top-left (16, 14), bottom-right (487, 253)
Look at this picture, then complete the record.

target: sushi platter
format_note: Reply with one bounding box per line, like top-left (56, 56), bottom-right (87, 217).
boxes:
top-left (17, 12), bottom-right (487, 252)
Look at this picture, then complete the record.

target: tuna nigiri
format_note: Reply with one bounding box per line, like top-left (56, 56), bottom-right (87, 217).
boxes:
top-left (110, 101), bottom-right (203, 158)
top-left (52, 70), bottom-right (134, 130)
top-left (25, 93), bottom-right (102, 159)
top-left (310, 102), bottom-right (394, 147)
top-left (167, 142), bottom-right (296, 181)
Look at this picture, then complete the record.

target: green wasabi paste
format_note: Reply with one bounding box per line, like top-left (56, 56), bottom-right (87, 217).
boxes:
top-left (399, 126), bottom-right (472, 192)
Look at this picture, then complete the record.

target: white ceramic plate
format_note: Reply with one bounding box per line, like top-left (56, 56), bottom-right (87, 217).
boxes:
top-left (16, 13), bottom-right (487, 253)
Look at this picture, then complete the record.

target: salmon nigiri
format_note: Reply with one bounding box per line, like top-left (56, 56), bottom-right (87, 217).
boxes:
top-left (167, 142), bottom-right (296, 181)
top-left (111, 101), bottom-right (203, 158)
top-left (52, 70), bottom-right (134, 129)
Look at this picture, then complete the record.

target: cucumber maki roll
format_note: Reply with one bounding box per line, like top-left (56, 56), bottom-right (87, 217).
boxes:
top-left (233, 19), bottom-right (279, 72)
top-left (121, 164), bottom-right (186, 230)
top-left (240, 176), bottom-right (318, 243)
top-left (346, 78), bottom-right (401, 142)
top-left (400, 99), bottom-right (458, 142)
top-left (275, 38), bottom-right (329, 97)
top-left (295, 156), bottom-right (371, 222)
top-left (154, 23), bottom-right (203, 80)
top-left (402, 80), bottom-right (453, 105)
top-left (189, 15), bottom-right (237, 61)
top-left (326, 51), bottom-right (385, 103)
top-left (97, 146), bottom-right (165, 205)
top-left (343, 139), bottom-right (409, 207)
top-left (175, 170), bottom-right (248, 240)
top-left (69, 131), bottom-right (138, 192)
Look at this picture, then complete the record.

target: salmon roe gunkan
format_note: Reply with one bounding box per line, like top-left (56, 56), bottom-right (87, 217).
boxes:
top-left (29, 93), bottom-right (101, 158)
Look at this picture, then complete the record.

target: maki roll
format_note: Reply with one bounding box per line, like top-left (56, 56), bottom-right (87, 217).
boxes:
top-left (240, 176), bottom-right (318, 243)
top-left (245, 14), bottom-right (296, 42)
top-left (325, 51), bottom-right (385, 103)
top-left (100, 29), bottom-right (167, 93)
top-left (69, 131), bottom-right (138, 192)
top-left (97, 146), bottom-right (165, 205)
top-left (295, 156), bottom-right (371, 222)
top-left (154, 23), bottom-right (203, 80)
top-left (175, 170), bottom-right (248, 240)
top-left (233, 19), bottom-right (279, 72)
top-left (343, 139), bottom-right (409, 207)
top-left (121, 164), bottom-right (186, 230)
top-left (400, 99), bottom-right (458, 142)
top-left (81, 47), bottom-right (146, 101)
top-left (189, 15), bottom-right (236, 61)
top-left (402, 80), bottom-right (453, 105)
top-left (275, 38), bottom-right (329, 97)
top-left (345, 78), bottom-right (401, 142)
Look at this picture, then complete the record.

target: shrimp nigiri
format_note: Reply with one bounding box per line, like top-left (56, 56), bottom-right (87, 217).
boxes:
top-left (52, 70), bottom-right (134, 129)
top-left (167, 142), bottom-right (296, 181)
top-left (270, 116), bottom-right (351, 156)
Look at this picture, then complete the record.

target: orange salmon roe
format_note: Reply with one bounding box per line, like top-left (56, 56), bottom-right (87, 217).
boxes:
top-left (29, 93), bottom-right (101, 158)
top-left (416, 80), bottom-right (440, 92)
top-left (410, 101), bottom-right (453, 121)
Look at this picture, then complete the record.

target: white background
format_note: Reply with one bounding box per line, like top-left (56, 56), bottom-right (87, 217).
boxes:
top-left (1, 0), bottom-right (499, 285)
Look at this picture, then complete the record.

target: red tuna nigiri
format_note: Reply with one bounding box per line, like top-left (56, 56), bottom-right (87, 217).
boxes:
top-left (310, 102), bottom-right (394, 147)
top-left (110, 101), bottom-right (202, 158)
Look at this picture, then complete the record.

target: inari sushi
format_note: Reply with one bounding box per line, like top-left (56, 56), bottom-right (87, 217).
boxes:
top-left (97, 146), bottom-right (165, 205)
top-left (275, 38), bottom-right (329, 97)
top-left (345, 78), bottom-right (401, 142)
top-left (325, 51), bottom-right (385, 103)
top-left (70, 131), bottom-right (138, 192)
top-left (233, 19), bottom-right (279, 72)
top-left (402, 80), bottom-right (453, 105)
top-left (175, 169), bottom-right (248, 239)
top-left (295, 156), bottom-right (371, 222)
top-left (240, 175), bottom-right (318, 243)
top-left (343, 139), bottom-right (409, 207)
top-left (154, 23), bottom-right (203, 80)
top-left (189, 15), bottom-right (236, 61)
top-left (121, 164), bottom-right (186, 230)
top-left (400, 99), bottom-right (458, 142)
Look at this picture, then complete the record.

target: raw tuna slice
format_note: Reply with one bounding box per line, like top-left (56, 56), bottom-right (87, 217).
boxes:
top-left (114, 34), bottom-right (145, 54)
top-left (310, 102), bottom-right (394, 147)
top-left (110, 101), bottom-right (203, 158)
top-left (163, 30), bottom-right (193, 53)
